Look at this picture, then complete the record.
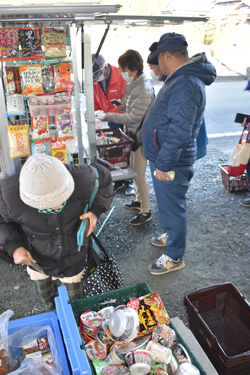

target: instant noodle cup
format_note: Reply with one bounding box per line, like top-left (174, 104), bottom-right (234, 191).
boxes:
top-left (146, 341), bottom-right (172, 365)
top-left (152, 325), bottom-right (176, 348)
top-left (125, 349), bottom-right (152, 375)
top-left (80, 311), bottom-right (103, 338)
top-left (96, 329), bottom-right (114, 347)
top-left (171, 343), bottom-right (191, 365)
top-left (105, 346), bottom-right (125, 365)
top-left (98, 306), bottom-right (115, 321)
top-left (109, 308), bottom-right (139, 342)
top-left (85, 340), bottom-right (107, 361)
top-left (102, 365), bottom-right (130, 375)
top-left (166, 355), bottom-right (178, 375)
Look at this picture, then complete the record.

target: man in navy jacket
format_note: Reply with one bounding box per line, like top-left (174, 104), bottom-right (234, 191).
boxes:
top-left (143, 32), bottom-right (216, 275)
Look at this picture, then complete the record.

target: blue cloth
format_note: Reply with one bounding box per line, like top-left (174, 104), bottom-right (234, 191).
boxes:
top-left (108, 122), bottom-right (124, 130)
top-left (196, 118), bottom-right (208, 160)
top-left (143, 53), bottom-right (216, 172)
top-left (150, 161), bottom-right (194, 260)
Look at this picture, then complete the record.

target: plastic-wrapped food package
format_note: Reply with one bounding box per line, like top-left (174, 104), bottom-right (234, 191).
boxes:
top-left (19, 27), bottom-right (43, 59)
top-left (6, 67), bottom-right (21, 95)
top-left (20, 65), bottom-right (44, 95)
top-left (7, 125), bottom-right (31, 158)
top-left (51, 139), bottom-right (68, 163)
top-left (0, 310), bottom-right (14, 375)
top-left (42, 65), bottom-right (55, 93)
top-left (43, 27), bottom-right (67, 60)
top-left (6, 95), bottom-right (26, 116)
top-left (0, 28), bottom-right (19, 60)
top-left (55, 114), bottom-right (73, 138)
top-left (54, 62), bottom-right (71, 92)
top-left (31, 116), bottom-right (50, 140)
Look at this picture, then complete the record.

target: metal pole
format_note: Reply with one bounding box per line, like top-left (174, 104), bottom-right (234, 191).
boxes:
top-left (70, 24), bottom-right (84, 165)
top-left (84, 22), bottom-right (97, 163)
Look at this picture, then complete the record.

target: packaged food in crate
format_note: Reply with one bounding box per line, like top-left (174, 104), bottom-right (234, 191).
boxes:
top-left (184, 282), bottom-right (250, 375)
top-left (219, 164), bottom-right (248, 192)
top-left (96, 128), bottom-right (133, 170)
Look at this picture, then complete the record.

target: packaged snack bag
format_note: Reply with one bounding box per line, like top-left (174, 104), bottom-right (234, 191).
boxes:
top-left (6, 66), bottom-right (21, 95)
top-left (55, 114), bottom-right (73, 138)
top-left (43, 27), bottom-right (67, 60)
top-left (7, 124), bottom-right (31, 158)
top-left (0, 28), bottom-right (19, 60)
top-left (31, 116), bottom-right (50, 140)
top-left (6, 95), bottom-right (26, 116)
top-left (19, 27), bottom-right (43, 58)
top-left (54, 62), bottom-right (71, 92)
top-left (41, 65), bottom-right (55, 93)
top-left (20, 65), bottom-right (44, 95)
top-left (31, 140), bottom-right (50, 155)
top-left (51, 139), bottom-right (68, 163)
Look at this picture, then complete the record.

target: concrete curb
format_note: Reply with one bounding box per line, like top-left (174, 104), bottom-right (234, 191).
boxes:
top-left (215, 75), bottom-right (249, 82)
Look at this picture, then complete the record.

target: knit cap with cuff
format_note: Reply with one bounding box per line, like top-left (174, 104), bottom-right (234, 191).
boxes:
top-left (19, 154), bottom-right (75, 210)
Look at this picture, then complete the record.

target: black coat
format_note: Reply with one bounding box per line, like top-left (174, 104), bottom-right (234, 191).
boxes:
top-left (0, 163), bottom-right (113, 277)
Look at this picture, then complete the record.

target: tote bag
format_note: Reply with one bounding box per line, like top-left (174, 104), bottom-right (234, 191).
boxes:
top-left (228, 123), bottom-right (250, 177)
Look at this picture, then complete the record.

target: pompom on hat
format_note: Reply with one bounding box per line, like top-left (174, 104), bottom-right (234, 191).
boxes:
top-left (19, 154), bottom-right (75, 210)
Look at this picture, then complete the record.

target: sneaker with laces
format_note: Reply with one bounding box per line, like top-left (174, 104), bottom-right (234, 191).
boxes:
top-left (129, 211), bottom-right (152, 226)
top-left (151, 233), bottom-right (168, 247)
top-left (124, 201), bottom-right (141, 210)
top-left (113, 181), bottom-right (124, 193)
top-left (239, 197), bottom-right (250, 207)
top-left (124, 187), bottom-right (135, 196)
top-left (148, 254), bottom-right (185, 275)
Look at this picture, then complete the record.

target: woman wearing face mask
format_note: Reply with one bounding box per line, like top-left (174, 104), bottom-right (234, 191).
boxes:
top-left (103, 49), bottom-right (155, 226)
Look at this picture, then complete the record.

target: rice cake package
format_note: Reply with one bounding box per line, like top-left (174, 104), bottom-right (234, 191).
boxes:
top-left (19, 27), bottom-right (43, 59)
top-left (0, 28), bottom-right (19, 60)
top-left (126, 292), bottom-right (170, 336)
top-left (6, 66), bottom-right (21, 95)
top-left (7, 124), bottom-right (31, 158)
top-left (43, 27), bottom-right (67, 60)
top-left (54, 62), bottom-right (71, 92)
top-left (20, 65), bottom-right (44, 95)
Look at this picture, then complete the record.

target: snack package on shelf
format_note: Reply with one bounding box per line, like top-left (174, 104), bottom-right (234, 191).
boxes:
top-left (19, 27), bottom-right (43, 59)
top-left (5, 66), bottom-right (21, 95)
top-left (31, 139), bottom-right (51, 156)
top-left (54, 62), bottom-right (71, 92)
top-left (43, 27), bottom-right (67, 60)
top-left (6, 95), bottom-right (26, 116)
top-left (42, 65), bottom-right (55, 93)
top-left (0, 310), bottom-right (14, 375)
top-left (20, 65), bottom-right (44, 95)
top-left (51, 139), bottom-right (68, 163)
top-left (31, 116), bottom-right (50, 140)
top-left (55, 113), bottom-right (74, 138)
top-left (7, 124), bottom-right (31, 159)
top-left (0, 28), bottom-right (19, 60)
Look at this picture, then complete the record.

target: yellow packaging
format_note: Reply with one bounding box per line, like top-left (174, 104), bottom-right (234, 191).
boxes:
top-left (20, 65), bottom-right (44, 95)
top-left (7, 124), bottom-right (31, 158)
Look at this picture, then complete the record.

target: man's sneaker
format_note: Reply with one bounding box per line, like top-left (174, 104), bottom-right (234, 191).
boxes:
top-left (113, 181), bottom-right (124, 193)
top-left (151, 233), bottom-right (168, 247)
top-left (239, 198), bottom-right (250, 207)
top-left (148, 254), bottom-right (185, 275)
top-left (124, 201), bottom-right (141, 210)
top-left (124, 187), bottom-right (135, 196)
top-left (129, 211), bottom-right (152, 226)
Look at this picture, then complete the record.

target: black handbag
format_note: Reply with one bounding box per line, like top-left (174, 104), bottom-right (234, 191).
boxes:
top-left (126, 118), bottom-right (144, 152)
top-left (81, 233), bottom-right (124, 297)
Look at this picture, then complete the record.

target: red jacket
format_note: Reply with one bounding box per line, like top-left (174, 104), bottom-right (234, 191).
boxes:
top-left (94, 65), bottom-right (127, 113)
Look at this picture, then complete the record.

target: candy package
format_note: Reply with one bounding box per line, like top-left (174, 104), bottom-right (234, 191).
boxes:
top-left (6, 95), bottom-right (26, 116)
top-left (19, 27), bottom-right (43, 59)
top-left (0, 28), bottom-right (19, 60)
top-left (20, 65), bottom-right (44, 95)
top-left (31, 116), bottom-right (50, 140)
top-left (43, 27), bottom-right (67, 60)
top-left (55, 114), bottom-right (73, 138)
top-left (31, 140), bottom-right (50, 155)
top-left (54, 62), bottom-right (71, 92)
top-left (42, 65), bottom-right (55, 93)
top-left (6, 66), bottom-right (21, 95)
top-left (7, 124), bottom-right (31, 159)
top-left (51, 139), bottom-right (68, 163)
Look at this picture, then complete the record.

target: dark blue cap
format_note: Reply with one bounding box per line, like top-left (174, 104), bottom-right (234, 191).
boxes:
top-left (150, 32), bottom-right (188, 59)
top-left (244, 78), bottom-right (250, 91)
top-left (92, 54), bottom-right (106, 81)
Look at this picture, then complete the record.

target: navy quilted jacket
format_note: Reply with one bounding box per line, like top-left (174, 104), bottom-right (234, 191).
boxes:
top-left (142, 53), bottom-right (216, 171)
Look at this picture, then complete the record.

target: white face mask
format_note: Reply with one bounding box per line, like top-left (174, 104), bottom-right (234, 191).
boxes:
top-left (149, 69), bottom-right (160, 82)
top-left (121, 71), bottom-right (134, 82)
top-left (96, 71), bottom-right (105, 82)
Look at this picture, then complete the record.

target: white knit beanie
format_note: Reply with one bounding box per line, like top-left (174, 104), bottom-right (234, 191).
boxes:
top-left (19, 154), bottom-right (75, 210)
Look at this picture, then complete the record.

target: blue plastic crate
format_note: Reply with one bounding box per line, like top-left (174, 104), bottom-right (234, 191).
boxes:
top-left (8, 311), bottom-right (70, 375)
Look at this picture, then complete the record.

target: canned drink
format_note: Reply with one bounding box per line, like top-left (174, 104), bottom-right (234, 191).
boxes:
top-left (38, 99), bottom-right (47, 116)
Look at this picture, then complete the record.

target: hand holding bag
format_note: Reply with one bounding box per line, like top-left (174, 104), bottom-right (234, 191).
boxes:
top-left (228, 123), bottom-right (250, 177)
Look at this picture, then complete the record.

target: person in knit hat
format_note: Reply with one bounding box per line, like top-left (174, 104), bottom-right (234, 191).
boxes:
top-left (0, 154), bottom-right (113, 310)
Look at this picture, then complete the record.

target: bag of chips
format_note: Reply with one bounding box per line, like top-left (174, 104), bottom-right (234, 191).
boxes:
top-left (31, 116), bottom-right (50, 140)
top-left (19, 27), bottom-right (43, 59)
top-left (7, 124), bottom-right (31, 158)
top-left (54, 62), bottom-right (71, 92)
top-left (0, 28), bottom-right (19, 60)
top-left (42, 65), bottom-right (55, 93)
top-left (51, 139), bottom-right (68, 163)
top-left (43, 27), bottom-right (67, 60)
top-left (55, 114), bottom-right (73, 138)
top-left (6, 66), bottom-right (21, 95)
top-left (20, 65), bottom-right (44, 95)
top-left (6, 95), bottom-right (26, 116)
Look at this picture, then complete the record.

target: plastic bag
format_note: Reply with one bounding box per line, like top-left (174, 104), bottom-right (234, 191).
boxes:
top-left (20, 65), bottom-right (44, 95)
top-left (0, 309), bottom-right (14, 375)
top-left (51, 140), bottom-right (68, 163)
top-left (55, 114), bottom-right (73, 138)
top-left (0, 28), bottom-right (19, 60)
top-left (31, 117), bottom-right (50, 140)
top-left (54, 62), bottom-right (71, 92)
top-left (8, 325), bottom-right (62, 374)
top-left (7, 125), bottom-right (31, 159)
top-left (43, 27), bottom-right (66, 60)
top-left (6, 95), bottom-right (26, 117)
top-left (9, 357), bottom-right (59, 374)
top-left (19, 27), bottom-right (43, 59)
top-left (6, 67), bottom-right (21, 95)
